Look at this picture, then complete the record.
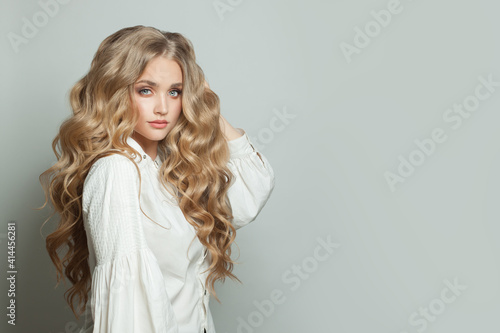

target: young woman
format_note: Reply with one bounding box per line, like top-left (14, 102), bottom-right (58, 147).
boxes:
top-left (38, 25), bottom-right (275, 333)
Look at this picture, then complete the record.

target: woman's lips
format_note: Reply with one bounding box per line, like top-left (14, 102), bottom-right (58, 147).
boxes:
top-left (149, 121), bottom-right (168, 129)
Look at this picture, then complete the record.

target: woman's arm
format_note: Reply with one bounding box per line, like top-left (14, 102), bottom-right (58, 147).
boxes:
top-left (219, 114), bottom-right (244, 141)
top-left (204, 79), bottom-right (275, 229)
top-left (204, 79), bottom-right (244, 141)
top-left (225, 129), bottom-right (275, 230)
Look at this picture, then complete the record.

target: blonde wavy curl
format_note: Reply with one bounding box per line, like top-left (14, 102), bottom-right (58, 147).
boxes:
top-left (37, 25), bottom-right (241, 319)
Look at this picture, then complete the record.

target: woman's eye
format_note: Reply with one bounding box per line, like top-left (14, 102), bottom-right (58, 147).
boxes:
top-left (169, 89), bottom-right (182, 97)
top-left (138, 88), bottom-right (152, 95)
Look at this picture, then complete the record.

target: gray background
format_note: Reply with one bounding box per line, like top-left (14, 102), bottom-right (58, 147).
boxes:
top-left (1, 0), bottom-right (499, 332)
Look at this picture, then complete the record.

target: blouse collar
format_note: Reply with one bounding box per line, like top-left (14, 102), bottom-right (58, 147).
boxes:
top-left (126, 136), bottom-right (162, 168)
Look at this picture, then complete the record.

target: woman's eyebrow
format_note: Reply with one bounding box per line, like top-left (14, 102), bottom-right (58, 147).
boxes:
top-left (135, 80), bottom-right (182, 88)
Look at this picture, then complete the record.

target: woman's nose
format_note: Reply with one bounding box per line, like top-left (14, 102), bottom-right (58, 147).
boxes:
top-left (155, 95), bottom-right (168, 114)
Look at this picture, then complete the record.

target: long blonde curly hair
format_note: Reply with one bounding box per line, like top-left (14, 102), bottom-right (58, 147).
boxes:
top-left (37, 25), bottom-right (240, 319)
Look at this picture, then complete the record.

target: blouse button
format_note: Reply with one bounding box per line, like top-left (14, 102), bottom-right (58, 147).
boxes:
top-left (143, 154), bottom-right (147, 159)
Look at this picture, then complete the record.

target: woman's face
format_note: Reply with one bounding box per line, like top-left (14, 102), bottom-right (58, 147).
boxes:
top-left (131, 56), bottom-right (183, 155)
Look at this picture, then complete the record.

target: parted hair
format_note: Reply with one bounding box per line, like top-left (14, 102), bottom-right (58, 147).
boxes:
top-left (37, 25), bottom-right (240, 319)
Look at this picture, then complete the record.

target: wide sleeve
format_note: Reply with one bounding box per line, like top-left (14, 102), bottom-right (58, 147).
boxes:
top-left (82, 155), bottom-right (178, 333)
top-left (226, 128), bottom-right (276, 230)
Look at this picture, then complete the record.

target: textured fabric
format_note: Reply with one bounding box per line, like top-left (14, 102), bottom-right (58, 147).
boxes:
top-left (77, 128), bottom-right (275, 333)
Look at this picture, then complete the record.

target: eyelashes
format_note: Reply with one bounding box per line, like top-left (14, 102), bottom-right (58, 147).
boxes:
top-left (137, 88), bottom-right (182, 97)
top-left (138, 88), bottom-right (152, 95)
top-left (169, 89), bottom-right (182, 97)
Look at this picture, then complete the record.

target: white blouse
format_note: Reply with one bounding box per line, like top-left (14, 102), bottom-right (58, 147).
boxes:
top-left (77, 128), bottom-right (275, 333)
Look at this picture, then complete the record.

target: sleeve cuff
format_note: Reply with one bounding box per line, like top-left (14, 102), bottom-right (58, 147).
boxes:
top-left (228, 128), bottom-right (256, 159)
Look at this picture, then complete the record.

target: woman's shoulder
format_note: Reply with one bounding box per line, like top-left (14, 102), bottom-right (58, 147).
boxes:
top-left (86, 153), bottom-right (140, 184)
top-left (92, 151), bottom-right (139, 169)
top-left (82, 153), bottom-right (142, 213)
